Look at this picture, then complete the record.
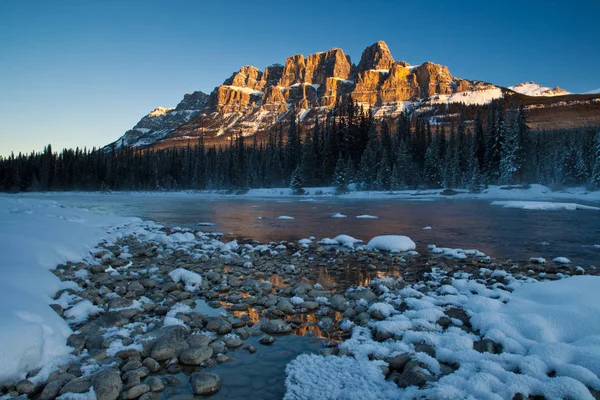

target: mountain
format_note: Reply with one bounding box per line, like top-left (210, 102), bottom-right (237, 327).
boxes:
top-left (116, 91), bottom-right (209, 148)
top-left (111, 41), bottom-right (600, 149)
top-left (585, 88), bottom-right (600, 94)
top-left (508, 82), bottom-right (570, 97)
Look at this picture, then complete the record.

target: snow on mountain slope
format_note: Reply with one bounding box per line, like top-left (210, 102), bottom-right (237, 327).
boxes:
top-left (585, 88), bottom-right (600, 94)
top-left (113, 91), bottom-right (209, 149)
top-left (427, 87), bottom-right (503, 106)
top-left (509, 82), bottom-right (570, 96)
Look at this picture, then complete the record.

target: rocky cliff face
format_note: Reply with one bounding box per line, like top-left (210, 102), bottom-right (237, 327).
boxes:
top-left (112, 41), bottom-right (594, 149)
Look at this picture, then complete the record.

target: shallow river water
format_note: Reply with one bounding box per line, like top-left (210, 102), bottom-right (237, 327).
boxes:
top-left (21, 193), bottom-right (600, 266)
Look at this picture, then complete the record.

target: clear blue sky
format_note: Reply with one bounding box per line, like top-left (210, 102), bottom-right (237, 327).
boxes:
top-left (1, 0), bottom-right (599, 157)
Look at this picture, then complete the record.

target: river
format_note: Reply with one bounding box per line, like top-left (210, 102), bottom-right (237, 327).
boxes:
top-left (15, 193), bottom-right (600, 266)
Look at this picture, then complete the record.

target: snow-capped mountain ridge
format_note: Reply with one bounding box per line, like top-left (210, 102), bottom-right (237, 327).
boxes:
top-left (111, 41), bottom-right (599, 149)
top-left (508, 82), bottom-right (570, 97)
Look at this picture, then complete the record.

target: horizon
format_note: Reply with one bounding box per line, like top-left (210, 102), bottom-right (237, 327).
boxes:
top-left (1, 0), bottom-right (600, 157)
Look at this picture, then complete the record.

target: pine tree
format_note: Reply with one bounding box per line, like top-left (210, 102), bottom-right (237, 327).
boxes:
top-left (301, 129), bottom-right (316, 186)
top-left (424, 135), bottom-right (442, 188)
top-left (457, 111), bottom-right (469, 183)
top-left (356, 127), bottom-right (379, 191)
top-left (391, 140), bottom-right (413, 190)
top-left (286, 115), bottom-right (301, 176)
top-left (488, 103), bottom-right (505, 182)
top-left (474, 109), bottom-right (486, 171)
top-left (290, 167), bottom-right (305, 195)
top-left (515, 103), bottom-right (530, 183)
top-left (344, 157), bottom-right (355, 187)
top-left (374, 150), bottom-right (391, 191)
top-left (499, 108), bottom-right (519, 184)
top-left (592, 131), bottom-right (600, 186)
top-left (333, 153), bottom-right (348, 194)
top-left (444, 124), bottom-right (458, 188)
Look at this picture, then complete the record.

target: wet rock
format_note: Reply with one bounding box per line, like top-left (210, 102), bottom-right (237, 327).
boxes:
top-left (16, 379), bottom-right (35, 395)
top-left (40, 380), bottom-right (62, 400)
top-left (47, 372), bottom-right (77, 386)
top-left (92, 368), bottom-right (122, 400)
top-left (123, 383), bottom-right (150, 399)
top-left (209, 340), bottom-right (227, 354)
top-left (318, 317), bottom-right (335, 332)
top-left (145, 376), bottom-right (165, 392)
top-left (204, 317), bottom-right (233, 334)
top-left (186, 334), bottom-right (213, 348)
top-left (85, 334), bottom-right (104, 350)
top-left (223, 334), bottom-right (243, 348)
top-left (166, 364), bottom-right (182, 374)
top-left (59, 375), bottom-right (93, 395)
top-left (122, 360), bottom-right (142, 373)
top-left (142, 358), bottom-right (161, 373)
top-left (116, 348), bottom-right (142, 360)
top-left (122, 367), bottom-right (150, 384)
top-left (67, 333), bottom-right (86, 351)
top-left (230, 303), bottom-right (249, 311)
top-left (164, 376), bottom-right (181, 386)
top-left (303, 301), bottom-right (319, 311)
top-left (179, 346), bottom-right (213, 365)
top-left (190, 372), bottom-right (221, 396)
top-left (231, 318), bottom-right (247, 329)
top-left (234, 327), bottom-right (250, 339)
top-left (139, 393), bottom-right (159, 400)
top-left (151, 338), bottom-right (190, 361)
top-left (259, 335), bottom-right (276, 345)
top-left (260, 319), bottom-right (292, 334)
top-left (216, 353), bottom-right (231, 363)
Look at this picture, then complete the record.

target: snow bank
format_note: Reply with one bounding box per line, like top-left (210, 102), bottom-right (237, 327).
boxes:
top-left (286, 273), bottom-right (600, 399)
top-left (0, 197), bottom-right (137, 385)
top-left (331, 213), bottom-right (346, 218)
top-left (285, 355), bottom-right (404, 400)
top-left (366, 235), bottom-right (416, 252)
top-left (277, 216), bottom-right (295, 220)
top-left (491, 201), bottom-right (600, 211)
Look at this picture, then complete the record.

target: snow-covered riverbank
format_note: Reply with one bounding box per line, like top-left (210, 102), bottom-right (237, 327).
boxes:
top-left (1, 197), bottom-right (599, 399)
top-left (11, 184), bottom-right (600, 204)
top-left (0, 198), bottom-right (139, 386)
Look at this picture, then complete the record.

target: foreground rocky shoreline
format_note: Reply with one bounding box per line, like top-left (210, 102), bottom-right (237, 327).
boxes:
top-left (2, 222), bottom-right (598, 400)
